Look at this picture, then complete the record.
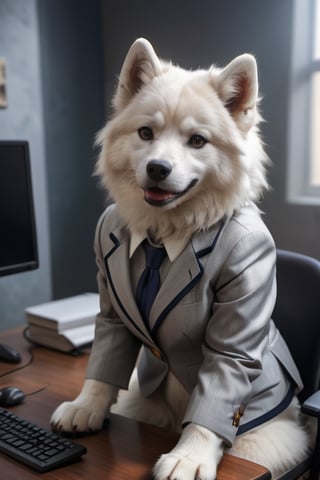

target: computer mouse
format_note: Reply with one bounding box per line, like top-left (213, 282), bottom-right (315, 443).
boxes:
top-left (0, 343), bottom-right (21, 363)
top-left (0, 387), bottom-right (25, 407)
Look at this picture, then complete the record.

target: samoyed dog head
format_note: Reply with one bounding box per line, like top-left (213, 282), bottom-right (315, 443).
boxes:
top-left (96, 38), bottom-right (269, 242)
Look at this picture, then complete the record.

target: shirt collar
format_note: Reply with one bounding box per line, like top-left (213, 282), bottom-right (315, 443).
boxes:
top-left (129, 230), bottom-right (192, 262)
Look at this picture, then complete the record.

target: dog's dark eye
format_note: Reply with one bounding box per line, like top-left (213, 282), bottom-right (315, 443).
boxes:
top-left (188, 134), bottom-right (208, 149)
top-left (138, 126), bottom-right (153, 141)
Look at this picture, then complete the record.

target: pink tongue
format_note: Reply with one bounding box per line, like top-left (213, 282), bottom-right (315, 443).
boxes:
top-left (145, 188), bottom-right (174, 201)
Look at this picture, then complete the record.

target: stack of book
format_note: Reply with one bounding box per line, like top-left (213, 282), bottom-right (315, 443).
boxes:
top-left (25, 293), bottom-right (99, 353)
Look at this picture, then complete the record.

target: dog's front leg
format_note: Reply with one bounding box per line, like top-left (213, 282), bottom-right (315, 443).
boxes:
top-left (154, 423), bottom-right (224, 480)
top-left (51, 379), bottom-right (118, 433)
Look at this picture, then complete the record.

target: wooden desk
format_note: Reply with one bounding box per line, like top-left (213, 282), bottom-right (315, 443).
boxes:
top-left (0, 328), bottom-right (271, 480)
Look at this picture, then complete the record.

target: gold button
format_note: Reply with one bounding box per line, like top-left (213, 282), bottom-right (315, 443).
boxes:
top-left (232, 405), bottom-right (245, 428)
top-left (150, 347), bottom-right (162, 359)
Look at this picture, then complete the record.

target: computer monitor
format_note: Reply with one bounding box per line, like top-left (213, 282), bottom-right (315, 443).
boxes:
top-left (0, 141), bottom-right (39, 363)
top-left (0, 140), bottom-right (39, 277)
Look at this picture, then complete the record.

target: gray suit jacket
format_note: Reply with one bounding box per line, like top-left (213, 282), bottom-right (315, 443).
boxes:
top-left (86, 203), bottom-right (303, 446)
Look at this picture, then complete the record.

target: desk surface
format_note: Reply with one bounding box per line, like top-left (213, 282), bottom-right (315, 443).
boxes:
top-left (0, 327), bottom-right (271, 480)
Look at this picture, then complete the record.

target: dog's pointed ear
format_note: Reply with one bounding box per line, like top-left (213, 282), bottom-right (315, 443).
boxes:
top-left (113, 38), bottom-right (163, 111)
top-left (216, 54), bottom-right (259, 132)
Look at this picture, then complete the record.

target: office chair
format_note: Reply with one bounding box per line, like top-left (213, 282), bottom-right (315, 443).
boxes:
top-left (270, 249), bottom-right (320, 480)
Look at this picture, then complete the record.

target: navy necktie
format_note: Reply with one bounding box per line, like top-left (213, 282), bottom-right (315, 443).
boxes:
top-left (136, 240), bottom-right (167, 327)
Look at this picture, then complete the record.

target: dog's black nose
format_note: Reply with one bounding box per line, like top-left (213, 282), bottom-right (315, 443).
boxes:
top-left (147, 160), bottom-right (172, 182)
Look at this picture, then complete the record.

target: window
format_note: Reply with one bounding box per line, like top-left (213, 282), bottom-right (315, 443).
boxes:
top-left (311, 0), bottom-right (320, 186)
top-left (288, 0), bottom-right (320, 204)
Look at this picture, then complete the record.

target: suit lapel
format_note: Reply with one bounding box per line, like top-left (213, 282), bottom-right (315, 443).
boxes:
top-left (149, 242), bottom-right (202, 332)
top-left (104, 230), bottom-right (153, 345)
top-left (150, 220), bottom-right (225, 336)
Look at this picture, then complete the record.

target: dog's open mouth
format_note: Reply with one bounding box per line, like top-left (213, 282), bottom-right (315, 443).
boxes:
top-left (144, 179), bottom-right (198, 206)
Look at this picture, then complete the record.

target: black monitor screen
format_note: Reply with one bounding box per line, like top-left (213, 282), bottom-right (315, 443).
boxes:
top-left (0, 141), bottom-right (39, 276)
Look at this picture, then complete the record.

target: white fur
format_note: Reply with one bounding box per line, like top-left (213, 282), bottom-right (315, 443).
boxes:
top-left (94, 38), bottom-right (269, 243)
top-left (51, 39), bottom-right (314, 479)
top-left (51, 379), bottom-right (119, 432)
top-left (153, 423), bottom-right (223, 480)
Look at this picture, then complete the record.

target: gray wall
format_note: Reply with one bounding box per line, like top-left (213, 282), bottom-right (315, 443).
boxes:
top-left (0, 0), bottom-right (52, 330)
top-left (101, 0), bottom-right (320, 259)
top-left (37, 0), bottom-right (106, 299)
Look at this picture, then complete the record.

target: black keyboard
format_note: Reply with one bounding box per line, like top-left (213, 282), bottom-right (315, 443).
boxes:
top-left (0, 408), bottom-right (87, 472)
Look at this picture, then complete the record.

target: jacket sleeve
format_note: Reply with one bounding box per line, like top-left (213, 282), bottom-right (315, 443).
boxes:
top-left (182, 229), bottom-right (277, 446)
top-left (85, 211), bottom-right (142, 388)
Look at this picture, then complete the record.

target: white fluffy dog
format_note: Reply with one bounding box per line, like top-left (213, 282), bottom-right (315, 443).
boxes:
top-left (51, 39), bottom-right (313, 479)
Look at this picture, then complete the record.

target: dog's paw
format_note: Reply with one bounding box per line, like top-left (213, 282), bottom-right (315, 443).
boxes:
top-left (153, 423), bottom-right (223, 480)
top-left (51, 379), bottom-right (118, 433)
top-left (51, 400), bottom-right (105, 433)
